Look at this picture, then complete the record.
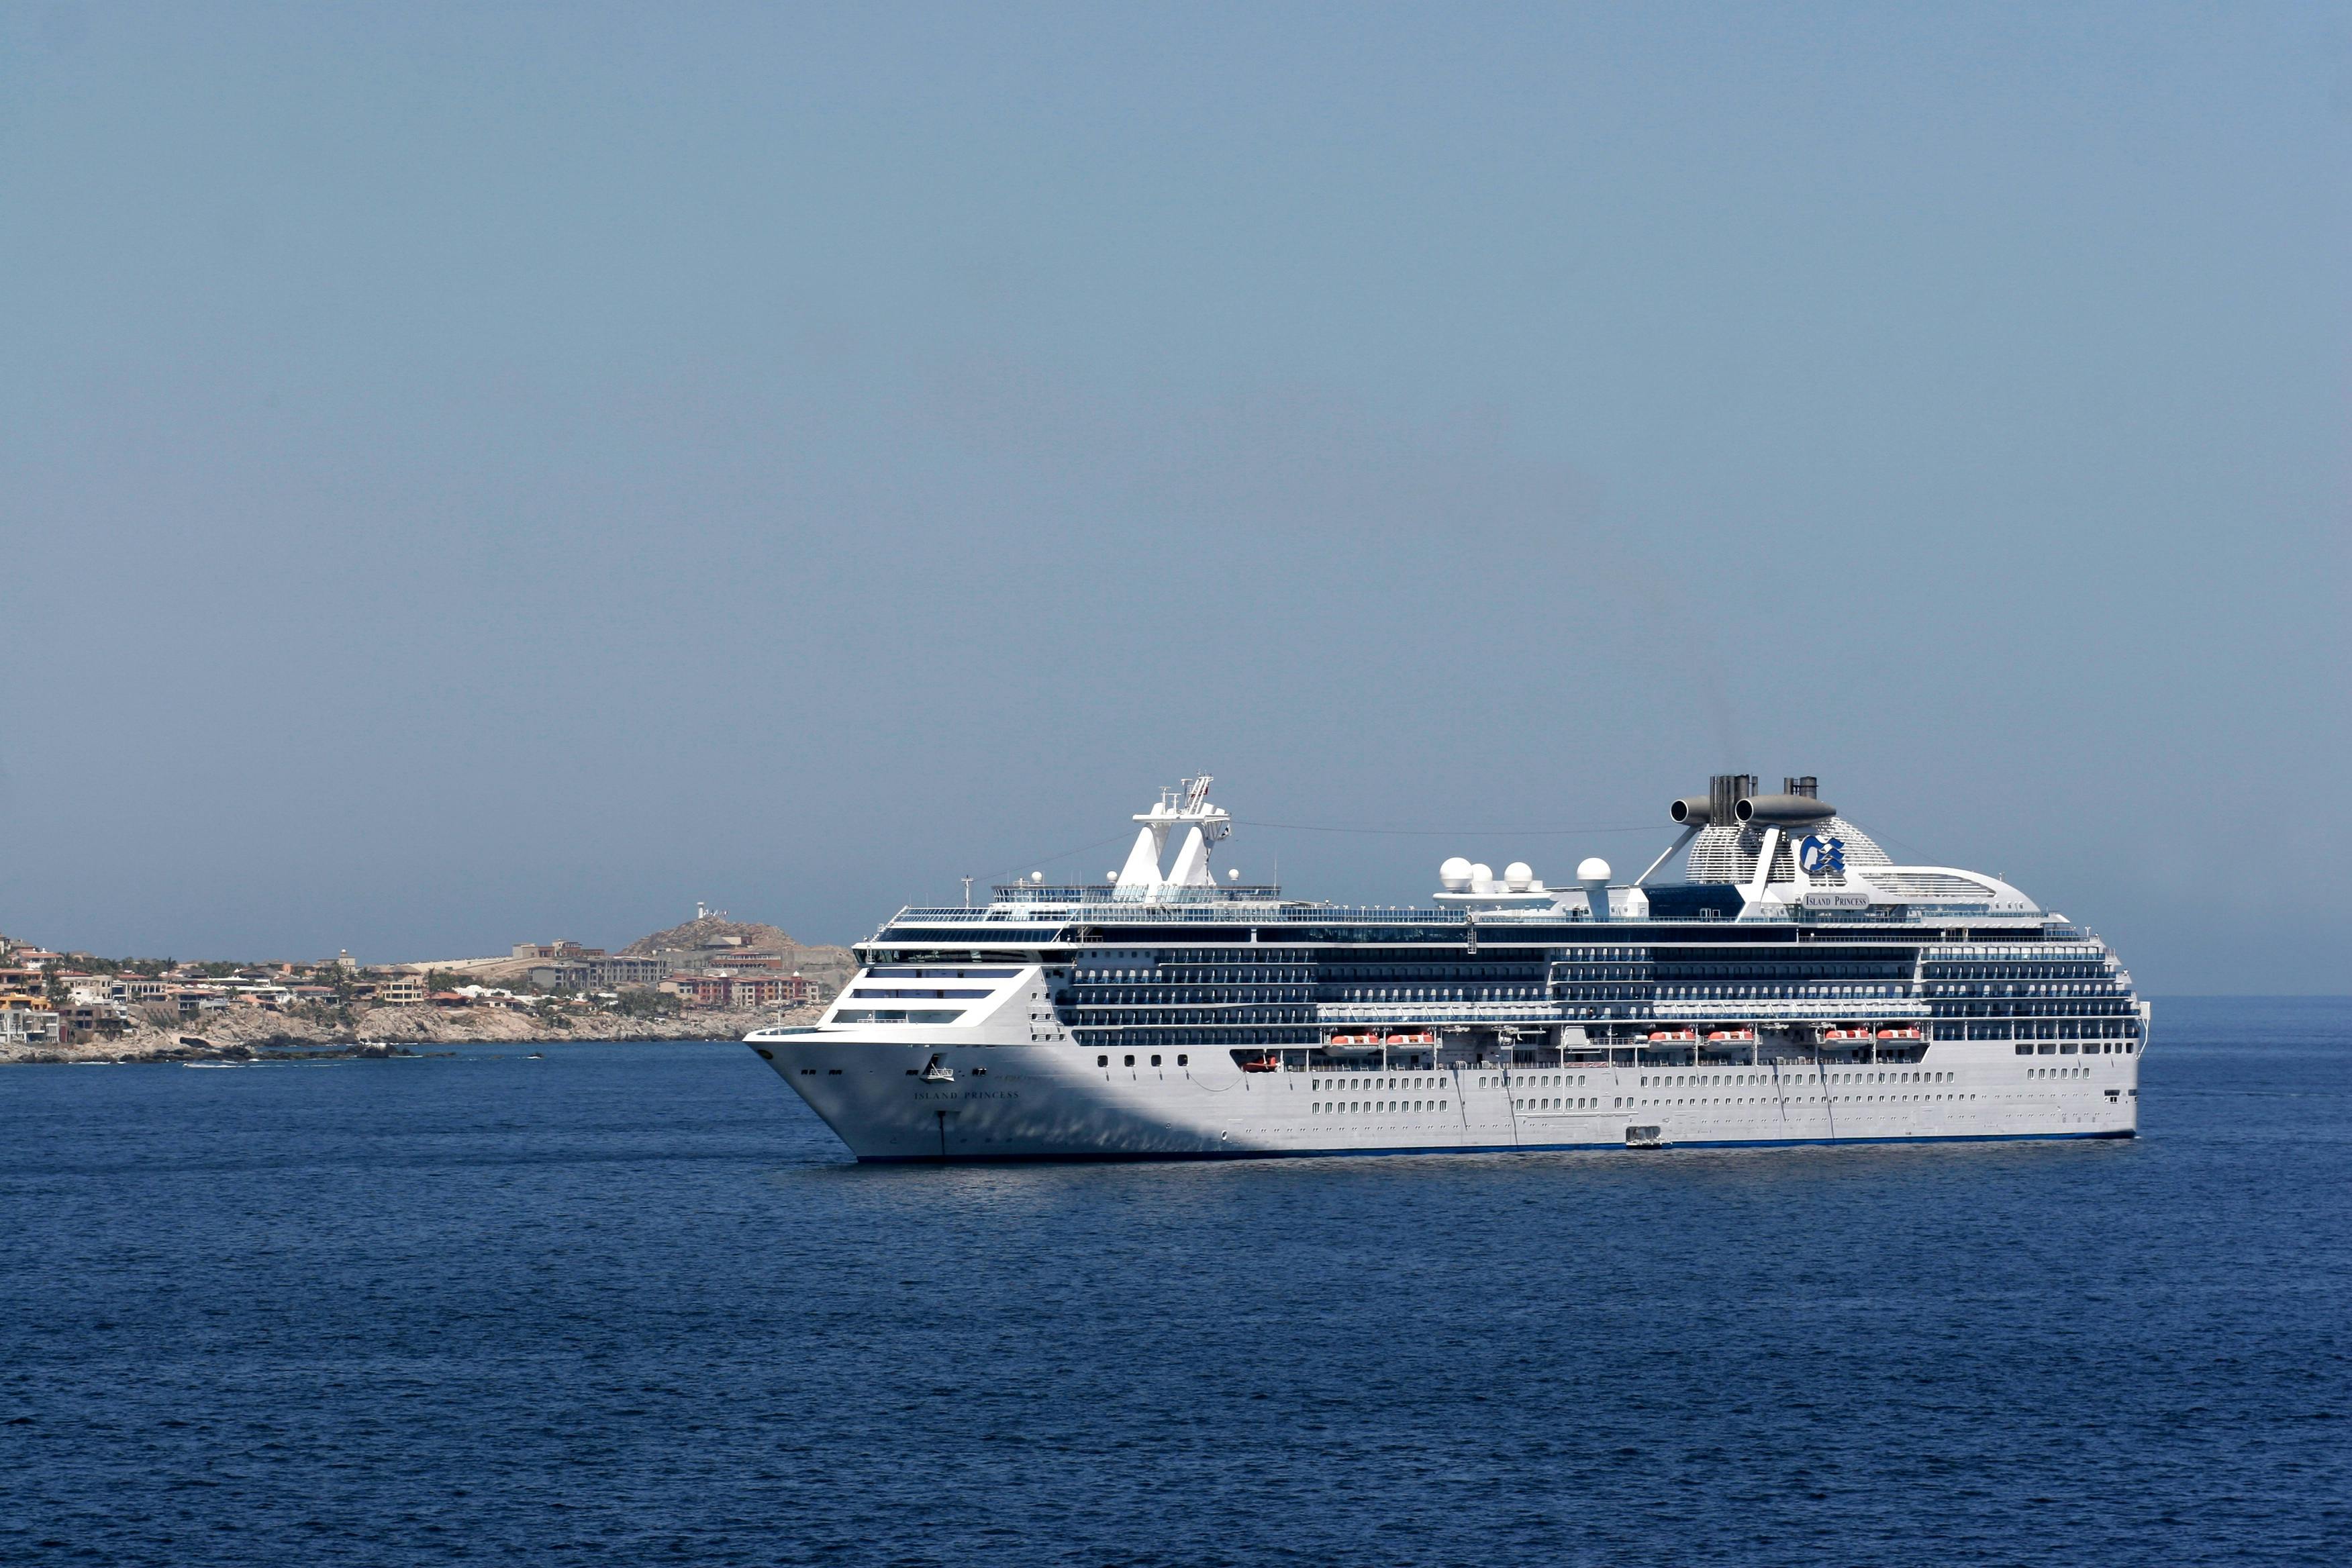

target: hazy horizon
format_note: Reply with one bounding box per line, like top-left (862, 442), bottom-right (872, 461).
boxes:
top-left (3, 4), bottom-right (2345, 991)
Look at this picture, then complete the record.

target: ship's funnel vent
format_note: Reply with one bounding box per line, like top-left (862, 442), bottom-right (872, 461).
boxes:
top-left (1675, 773), bottom-right (1835, 828)
top-left (1673, 773), bottom-right (1760, 825)
top-left (1736, 790), bottom-right (1837, 827)
top-left (1710, 773), bottom-right (1757, 827)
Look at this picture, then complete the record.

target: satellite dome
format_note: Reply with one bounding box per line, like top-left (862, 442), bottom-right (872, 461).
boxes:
top-left (1577, 857), bottom-right (1612, 883)
top-left (1439, 856), bottom-right (1473, 892)
top-left (1504, 861), bottom-right (1534, 892)
top-left (1470, 863), bottom-right (1496, 893)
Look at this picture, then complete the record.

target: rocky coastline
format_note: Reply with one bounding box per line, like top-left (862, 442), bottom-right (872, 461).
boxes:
top-left (2, 1001), bottom-right (814, 1065)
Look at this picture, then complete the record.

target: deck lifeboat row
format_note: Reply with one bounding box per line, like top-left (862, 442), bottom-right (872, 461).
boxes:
top-left (1324, 1030), bottom-right (1440, 1052)
top-left (1647, 1024), bottom-right (1926, 1046)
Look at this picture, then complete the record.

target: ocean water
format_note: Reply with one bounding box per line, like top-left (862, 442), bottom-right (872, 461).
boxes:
top-left (2, 998), bottom-right (2347, 1566)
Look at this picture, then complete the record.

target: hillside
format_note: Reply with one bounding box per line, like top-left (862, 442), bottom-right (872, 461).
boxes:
top-left (621, 916), bottom-right (801, 955)
top-left (621, 916), bottom-right (859, 990)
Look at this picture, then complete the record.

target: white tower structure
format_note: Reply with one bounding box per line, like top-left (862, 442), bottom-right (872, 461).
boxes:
top-left (1113, 793), bottom-right (1179, 899)
top-left (1162, 776), bottom-right (1232, 889)
top-left (1112, 777), bottom-right (1231, 901)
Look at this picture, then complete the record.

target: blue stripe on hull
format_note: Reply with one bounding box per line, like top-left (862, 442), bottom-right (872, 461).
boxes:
top-left (855, 1128), bottom-right (2137, 1164)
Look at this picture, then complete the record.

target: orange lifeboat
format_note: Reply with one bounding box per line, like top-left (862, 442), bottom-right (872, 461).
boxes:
top-left (1240, 1055), bottom-right (1280, 1073)
top-left (1822, 1028), bottom-right (1874, 1044)
top-left (1706, 1028), bottom-right (1757, 1044)
top-left (1648, 1028), bottom-right (1699, 1044)
top-left (1877, 1027), bottom-right (1923, 1042)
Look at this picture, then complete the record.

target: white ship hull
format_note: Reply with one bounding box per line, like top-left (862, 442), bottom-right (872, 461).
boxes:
top-left (750, 1028), bottom-right (2139, 1163)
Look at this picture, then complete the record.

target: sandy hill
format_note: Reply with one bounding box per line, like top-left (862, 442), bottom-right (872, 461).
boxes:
top-left (622, 916), bottom-right (801, 955)
top-left (622, 916), bottom-right (858, 987)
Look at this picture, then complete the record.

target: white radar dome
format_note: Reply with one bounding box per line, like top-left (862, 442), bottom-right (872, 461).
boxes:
top-left (1577, 857), bottom-right (1612, 883)
top-left (1504, 861), bottom-right (1534, 892)
top-left (1470, 863), bottom-right (1496, 893)
top-left (1031, 870), bottom-right (1045, 884)
top-left (1438, 856), bottom-right (1473, 892)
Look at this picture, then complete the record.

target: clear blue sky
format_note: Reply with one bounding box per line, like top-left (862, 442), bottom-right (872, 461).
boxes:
top-left (3, 3), bottom-right (2345, 990)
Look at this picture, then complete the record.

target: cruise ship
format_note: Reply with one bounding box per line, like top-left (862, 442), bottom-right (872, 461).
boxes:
top-left (748, 775), bottom-right (2145, 1161)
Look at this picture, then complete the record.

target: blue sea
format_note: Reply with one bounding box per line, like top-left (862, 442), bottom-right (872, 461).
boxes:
top-left (3, 997), bottom-right (2347, 1566)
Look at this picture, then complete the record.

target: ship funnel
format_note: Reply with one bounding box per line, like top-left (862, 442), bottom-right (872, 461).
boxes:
top-left (1735, 792), bottom-right (1837, 827)
top-left (1670, 797), bottom-right (1712, 824)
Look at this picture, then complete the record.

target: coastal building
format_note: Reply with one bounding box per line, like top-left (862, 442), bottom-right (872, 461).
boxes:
top-left (512, 941), bottom-right (607, 961)
top-left (661, 971), bottom-right (827, 1008)
top-left (661, 973), bottom-right (734, 1008)
top-left (526, 956), bottom-right (666, 991)
top-left (1, 992), bottom-right (62, 1045)
top-left (376, 975), bottom-right (427, 1006)
top-left (60, 1002), bottom-right (127, 1043)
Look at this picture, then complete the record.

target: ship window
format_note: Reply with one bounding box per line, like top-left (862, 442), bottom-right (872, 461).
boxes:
top-left (1178, 1054), bottom-right (1188, 1066)
top-left (1124, 1055), bottom-right (1135, 1067)
top-left (1150, 1054), bottom-right (1161, 1067)
top-left (1097, 1055), bottom-right (1108, 1067)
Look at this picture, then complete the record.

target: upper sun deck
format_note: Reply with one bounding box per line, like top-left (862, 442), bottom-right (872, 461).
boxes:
top-left (873, 896), bottom-right (2071, 941)
top-left (877, 773), bottom-right (2055, 945)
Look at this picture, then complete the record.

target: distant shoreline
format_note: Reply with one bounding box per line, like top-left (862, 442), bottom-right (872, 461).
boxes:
top-left (1, 1001), bottom-right (814, 1066)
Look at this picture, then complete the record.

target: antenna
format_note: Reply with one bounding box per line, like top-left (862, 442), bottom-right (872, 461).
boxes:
top-left (961, 875), bottom-right (973, 909)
